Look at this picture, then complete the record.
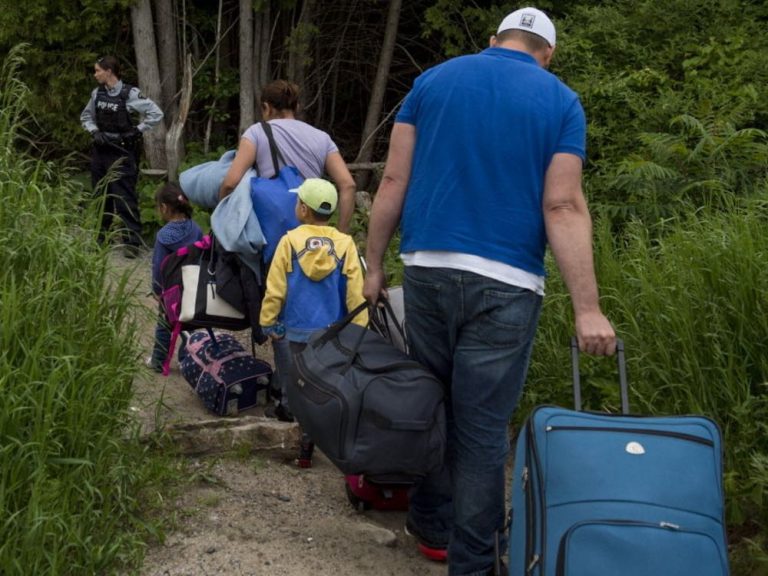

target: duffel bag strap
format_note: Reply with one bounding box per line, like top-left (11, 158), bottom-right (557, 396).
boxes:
top-left (316, 296), bottom-right (403, 348)
top-left (312, 301), bottom-right (371, 375)
top-left (316, 300), bottom-right (408, 375)
top-left (369, 295), bottom-right (407, 349)
top-left (314, 301), bottom-right (370, 347)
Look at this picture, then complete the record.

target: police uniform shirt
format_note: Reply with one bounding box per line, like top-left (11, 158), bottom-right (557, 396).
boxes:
top-left (80, 80), bottom-right (163, 137)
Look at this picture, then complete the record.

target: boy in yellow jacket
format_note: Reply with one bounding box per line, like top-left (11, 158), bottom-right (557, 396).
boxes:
top-left (260, 178), bottom-right (368, 466)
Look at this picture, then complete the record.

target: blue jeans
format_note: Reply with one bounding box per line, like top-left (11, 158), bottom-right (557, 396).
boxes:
top-left (151, 319), bottom-right (170, 369)
top-left (151, 304), bottom-right (172, 369)
top-left (403, 266), bottom-right (542, 576)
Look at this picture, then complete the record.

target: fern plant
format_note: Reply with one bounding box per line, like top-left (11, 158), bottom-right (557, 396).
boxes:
top-left (595, 113), bottom-right (768, 226)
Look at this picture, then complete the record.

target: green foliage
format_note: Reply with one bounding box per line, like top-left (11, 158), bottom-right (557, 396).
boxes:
top-left (422, 0), bottom-right (508, 57)
top-left (0, 0), bottom-right (134, 156)
top-left (195, 66), bottom-right (240, 124)
top-left (348, 199), bottom-right (402, 287)
top-left (0, 45), bottom-right (30, 156)
top-left (551, 0), bottom-right (768, 218)
top-left (0, 48), bottom-right (170, 575)
top-left (284, 22), bottom-right (320, 71)
top-left (594, 114), bottom-right (768, 223)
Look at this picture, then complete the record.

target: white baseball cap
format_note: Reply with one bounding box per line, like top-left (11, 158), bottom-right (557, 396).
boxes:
top-left (497, 7), bottom-right (556, 46)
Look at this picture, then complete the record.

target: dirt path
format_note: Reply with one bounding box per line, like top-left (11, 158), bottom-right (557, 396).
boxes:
top-left (118, 250), bottom-right (449, 576)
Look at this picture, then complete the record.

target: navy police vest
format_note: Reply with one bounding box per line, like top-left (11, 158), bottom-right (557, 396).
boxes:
top-left (94, 84), bottom-right (134, 133)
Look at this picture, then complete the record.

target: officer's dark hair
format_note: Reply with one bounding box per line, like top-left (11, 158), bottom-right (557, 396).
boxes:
top-left (156, 182), bottom-right (194, 219)
top-left (261, 79), bottom-right (300, 112)
top-left (96, 55), bottom-right (121, 78)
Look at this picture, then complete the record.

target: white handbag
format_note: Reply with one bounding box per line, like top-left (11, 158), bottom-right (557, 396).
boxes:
top-left (179, 263), bottom-right (246, 326)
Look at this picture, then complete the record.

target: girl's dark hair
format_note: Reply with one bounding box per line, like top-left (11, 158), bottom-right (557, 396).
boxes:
top-left (260, 79), bottom-right (300, 112)
top-left (156, 183), bottom-right (193, 218)
top-left (96, 55), bottom-right (121, 78)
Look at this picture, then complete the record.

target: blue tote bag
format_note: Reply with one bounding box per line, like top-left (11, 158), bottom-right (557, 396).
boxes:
top-left (250, 121), bottom-right (304, 263)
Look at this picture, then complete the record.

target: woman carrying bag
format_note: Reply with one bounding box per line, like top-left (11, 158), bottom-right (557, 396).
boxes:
top-left (218, 80), bottom-right (356, 232)
top-left (218, 79), bottom-right (356, 422)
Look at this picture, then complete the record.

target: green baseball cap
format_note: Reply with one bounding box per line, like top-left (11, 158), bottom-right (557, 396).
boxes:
top-left (291, 178), bottom-right (338, 215)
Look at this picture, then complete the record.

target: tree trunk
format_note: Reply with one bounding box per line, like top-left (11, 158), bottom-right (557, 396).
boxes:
top-left (239, 0), bottom-right (255, 134)
top-left (131, 0), bottom-right (168, 169)
top-left (287, 0), bottom-right (315, 113)
top-left (203, 0), bottom-right (224, 155)
top-left (321, 1), bottom-right (356, 130)
top-left (254, 1), bottom-right (272, 120)
top-left (166, 54), bottom-right (193, 182)
top-left (154, 0), bottom-right (178, 122)
top-left (354, 0), bottom-right (401, 190)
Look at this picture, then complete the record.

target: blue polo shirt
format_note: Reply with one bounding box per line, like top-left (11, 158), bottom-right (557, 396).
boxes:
top-left (396, 47), bottom-right (586, 276)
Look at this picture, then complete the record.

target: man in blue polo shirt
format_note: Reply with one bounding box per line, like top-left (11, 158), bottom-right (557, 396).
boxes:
top-left (364, 7), bottom-right (616, 576)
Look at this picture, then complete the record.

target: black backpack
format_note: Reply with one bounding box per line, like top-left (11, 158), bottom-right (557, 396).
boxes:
top-left (157, 234), bottom-right (266, 375)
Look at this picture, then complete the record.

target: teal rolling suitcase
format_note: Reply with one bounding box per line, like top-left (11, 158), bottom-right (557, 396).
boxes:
top-left (507, 339), bottom-right (729, 576)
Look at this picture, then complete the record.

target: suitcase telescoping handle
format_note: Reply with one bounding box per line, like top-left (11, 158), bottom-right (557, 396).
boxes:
top-left (570, 336), bottom-right (629, 414)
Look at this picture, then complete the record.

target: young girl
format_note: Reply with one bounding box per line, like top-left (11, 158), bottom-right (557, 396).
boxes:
top-left (147, 183), bottom-right (203, 372)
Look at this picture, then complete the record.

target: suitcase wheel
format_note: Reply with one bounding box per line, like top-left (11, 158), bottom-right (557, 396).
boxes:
top-left (345, 483), bottom-right (371, 512)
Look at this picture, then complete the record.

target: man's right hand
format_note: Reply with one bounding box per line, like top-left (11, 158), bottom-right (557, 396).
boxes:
top-left (363, 267), bottom-right (387, 305)
top-left (92, 131), bottom-right (108, 147)
top-left (574, 311), bottom-right (616, 356)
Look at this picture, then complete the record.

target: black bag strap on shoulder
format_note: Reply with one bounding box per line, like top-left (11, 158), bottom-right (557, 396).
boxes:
top-left (259, 121), bottom-right (287, 179)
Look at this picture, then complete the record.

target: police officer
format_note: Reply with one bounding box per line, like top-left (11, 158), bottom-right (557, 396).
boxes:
top-left (80, 55), bottom-right (163, 258)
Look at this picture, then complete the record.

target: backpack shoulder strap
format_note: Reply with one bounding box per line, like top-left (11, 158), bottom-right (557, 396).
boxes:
top-left (162, 321), bottom-right (183, 376)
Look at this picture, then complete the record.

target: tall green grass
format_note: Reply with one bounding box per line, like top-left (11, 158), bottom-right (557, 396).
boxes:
top-left (0, 46), bottom-right (167, 574)
top-left (525, 198), bottom-right (768, 566)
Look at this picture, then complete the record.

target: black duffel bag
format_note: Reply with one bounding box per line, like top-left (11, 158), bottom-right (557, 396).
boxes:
top-left (291, 302), bottom-right (446, 482)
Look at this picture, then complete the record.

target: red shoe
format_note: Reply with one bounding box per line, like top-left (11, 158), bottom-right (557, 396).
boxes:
top-left (416, 542), bottom-right (448, 562)
top-left (404, 520), bottom-right (448, 562)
